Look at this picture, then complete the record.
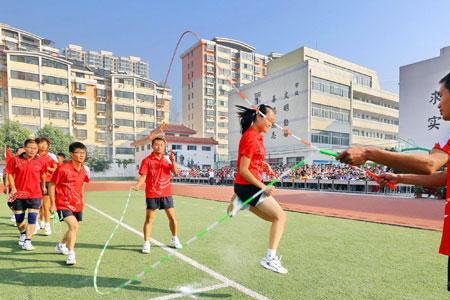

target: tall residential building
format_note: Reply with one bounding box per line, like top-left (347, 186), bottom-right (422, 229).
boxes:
top-left (62, 44), bottom-right (150, 78)
top-left (181, 37), bottom-right (274, 163)
top-left (0, 24), bottom-right (170, 161)
top-left (399, 46), bottom-right (450, 150)
top-left (228, 46), bottom-right (399, 165)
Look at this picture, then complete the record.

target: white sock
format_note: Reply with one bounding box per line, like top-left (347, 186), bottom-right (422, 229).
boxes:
top-left (39, 221), bottom-right (45, 227)
top-left (266, 249), bottom-right (276, 259)
top-left (68, 249), bottom-right (75, 255)
top-left (172, 236), bottom-right (178, 240)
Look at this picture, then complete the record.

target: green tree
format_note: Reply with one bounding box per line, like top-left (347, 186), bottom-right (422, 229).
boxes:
top-left (115, 158), bottom-right (135, 169)
top-left (35, 125), bottom-right (74, 156)
top-left (86, 150), bottom-right (112, 172)
top-left (0, 121), bottom-right (31, 159)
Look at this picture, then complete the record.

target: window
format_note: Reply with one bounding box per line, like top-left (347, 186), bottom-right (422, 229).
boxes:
top-left (10, 55), bottom-right (38, 65)
top-left (312, 76), bottom-right (350, 98)
top-left (115, 104), bottom-right (134, 113)
top-left (136, 93), bottom-right (154, 102)
top-left (187, 145), bottom-right (197, 151)
top-left (202, 146), bottom-right (211, 151)
top-left (96, 103), bottom-right (107, 112)
top-left (76, 83), bottom-right (86, 92)
top-left (114, 90), bottom-right (134, 99)
top-left (74, 129), bottom-right (87, 139)
top-left (311, 103), bottom-right (350, 122)
top-left (43, 92), bottom-right (69, 103)
top-left (137, 107), bottom-right (154, 115)
top-left (74, 113), bottom-right (87, 123)
top-left (116, 147), bottom-right (135, 155)
top-left (42, 58), bottom-right (68, 70)
top-left (96, 89), bottom-right (107, 97)
top-left (74, 97), bottom-right (86, 108)
top-left (217, 57), bottom-right (230, 64)
top-left (311, 130), bottom-right (349, 146)
top-left (11, 88), bottom-right (40, 100)
top-left (12, 106), bottom-right (40, 117)
top-left (137, 80), bottom-right (152, 88)
top-left (172, 145), bottom-right (182, 150)
top-left (44, 109), bottom-right (69, 120)
top-left (42, 75), bottom-right (68, 87)
top-left (136, 121), bottom-right (154, 128)
top-left (96, 118), bottom-right (107, 126)
top-left (283, 104), bottom-right (289, 112)
top-left (10, 70), bottom-right (39, 82)
top-left (96, 132), bottom-right (106, 141)
top-left (324, 61), bottom-right (372, 87)
top-left (115, 118), bottom-right (134, 127)
top-left (115, 133), bottom-right (135, 141)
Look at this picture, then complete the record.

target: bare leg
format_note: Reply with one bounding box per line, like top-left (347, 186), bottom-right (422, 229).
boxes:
top-left (251, 197), bottom-right (286, 250)
top-left (164, 208), bottom-right (178, 236)
top-left (143, 209), bottom-right (156, 241)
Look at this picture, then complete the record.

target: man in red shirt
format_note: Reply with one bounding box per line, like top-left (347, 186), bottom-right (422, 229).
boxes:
top-left (133, 137), bottom-right (181, 253)
top-left (3, 146), bottom-right (25, 223)
top-left (49, 142), bottom-right (89, 265)
top-left (337, 72), bottom-right (450, 292)
top-left (35, 137), bottom-right (58, 236)
top-left (5, 139), bottom-right (47, 251)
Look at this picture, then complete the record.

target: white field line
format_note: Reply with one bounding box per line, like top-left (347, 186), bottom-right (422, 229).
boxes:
top-left (87, 203), bottom-right (270, 300)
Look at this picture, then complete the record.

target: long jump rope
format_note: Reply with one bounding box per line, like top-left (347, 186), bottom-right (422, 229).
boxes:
top-left (92, 30), bottom-right (396, 295)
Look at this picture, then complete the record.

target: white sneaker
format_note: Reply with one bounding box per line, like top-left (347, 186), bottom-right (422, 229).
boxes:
top-left (18, 233), bottom-right (26, 246)
top-left (10, 214), bottom-right (16, 222)
top-left (22, 239), bottom-right (34, 251)
top-left (39, 221), bottom-right (45, 229)
top-left (171, 236), bottom-right (183, 249)
top-left (66, 251), bottom-right (76, 265)
top-left (227, 196), bottom-right (248, 217)
top-left (55, 243), bottom-right (69, 255)
top-left (260, 255), bottom-right (288, 274)
top-left (44, 223), bottom-right (52, 236)
top-left (142, 241), bottom-right (151, 254)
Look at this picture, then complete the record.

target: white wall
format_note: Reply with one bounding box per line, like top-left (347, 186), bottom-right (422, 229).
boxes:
top-left (135, 142), bottom-right (216, 169)
top-left (399, 46), bottom-right (450, 149)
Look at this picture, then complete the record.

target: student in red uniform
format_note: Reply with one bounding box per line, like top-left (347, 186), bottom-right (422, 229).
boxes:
top-left (337, 72), bottom-right (450, 291)
top-left (227, 104), bottom-right (288, 274)
top-left (49, 142), bottom-right (89, 265)
top-left (5, 139), bottom-right (47, 251)
top-left (133, 136), bottom-right (182, 253)
top-left (3, 146), bottom-right (25, 223)
top-left (35, 137), bottom-right (58, 236)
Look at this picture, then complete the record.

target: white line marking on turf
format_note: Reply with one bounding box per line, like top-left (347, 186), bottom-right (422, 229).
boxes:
top-left (87, 204), bottom-right (270, 300)
top-left (148, 283), bottom-right (227, 300)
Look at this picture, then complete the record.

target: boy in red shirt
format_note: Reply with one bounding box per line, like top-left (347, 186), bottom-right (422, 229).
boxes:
top-left (5, 139), bottom-right (47, 250)
top-left (49, 142), bottom-right (89, 265)
top-left (35, 137), bottom-right (58, 236)
top-left (133, 137), bottom-right (181, 253)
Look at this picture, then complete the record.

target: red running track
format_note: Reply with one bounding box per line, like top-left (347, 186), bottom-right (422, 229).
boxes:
top-left (85, 182), bottom-right (444, 231)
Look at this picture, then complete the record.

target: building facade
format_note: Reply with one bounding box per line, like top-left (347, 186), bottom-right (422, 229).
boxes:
top-left (133, 124), bottom-right (218, 170)
top-left (62, 44), bottom-right (149, 79)
top-left (228, 47), bottom-right (399, 165)
top-left (181, 37), bottom-right (276, 163)
top-left (62, 44), bottom-right (150, 79)
top-left (399, 46), bottom-right (450, 150)
top-left (0, 23), bottom-right (169, 161)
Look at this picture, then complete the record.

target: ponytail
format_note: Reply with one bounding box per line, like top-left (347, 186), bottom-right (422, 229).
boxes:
top-left (236, 104), bottom-right (273, 134)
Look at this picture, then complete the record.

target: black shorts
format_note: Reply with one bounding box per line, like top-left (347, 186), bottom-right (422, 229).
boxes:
top-left (58, 210), bottom-right (83, 222)
top-left (7, 201), bottom-right (14, 210)
top-left (13, 199), bottom-right (42, 211)
top-left (234, 184), bottom-right (266, 207)
top-left (41, 182), bottom-right (51, 196)
top-left (146, 196), bottom-right (174, 210)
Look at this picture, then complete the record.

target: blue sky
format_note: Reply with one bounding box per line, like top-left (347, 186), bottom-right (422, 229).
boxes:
top-left (1, 0), bottom-right (449, 122)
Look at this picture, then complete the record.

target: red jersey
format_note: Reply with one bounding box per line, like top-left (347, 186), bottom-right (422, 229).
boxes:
top-left (4, 154), bottom-right (47, 199)
top-left (39, 152), bottom-right (58, 183)
top-left (433, 136), bottom-right (450, 256)
top-left (234, 127), bottom-right (266, 185)
top-left (139, 153), bottom-right (173, 198)
top-left (51, 161), bottom-right (90, 212)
